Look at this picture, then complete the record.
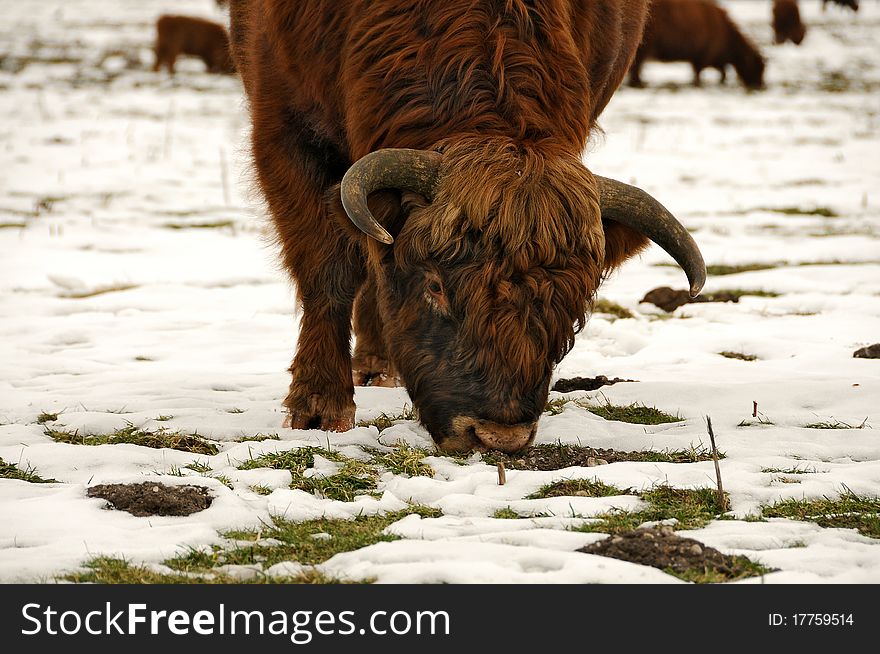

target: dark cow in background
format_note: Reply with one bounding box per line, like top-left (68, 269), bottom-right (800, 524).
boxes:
top-left (823, 0), bottom-right (859, 11)
top-left (153, 15), bottom-right (234, 75)
top-left (229, 0), bottom-right (705, 453)
top-left (629, 0), bottom-right (765, 89)
top-left (773, 0), bottom-right (807, 45)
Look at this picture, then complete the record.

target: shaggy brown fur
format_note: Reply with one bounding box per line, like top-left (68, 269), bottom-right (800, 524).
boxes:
top-left (773, 0), bottom-right (807, 45)
top-left (629, 0), bottom-right (765, 89)
top-left (230, 0), bottom-right (657, 452)
top-left (153, 15), bottom-right (235, 75)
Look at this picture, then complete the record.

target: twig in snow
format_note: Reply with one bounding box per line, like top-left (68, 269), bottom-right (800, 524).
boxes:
top-left (706, 416), bottom-right (728, 512)
top-left (752, 401), bottom-right (758, 418)
top-left (496, 462), bottom-right (506, 486)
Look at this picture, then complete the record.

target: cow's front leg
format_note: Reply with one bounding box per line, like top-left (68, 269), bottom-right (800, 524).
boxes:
top-left (352, 277), bottom-right (402, 388)
top-left (284, 292), bottom-right (358, 431)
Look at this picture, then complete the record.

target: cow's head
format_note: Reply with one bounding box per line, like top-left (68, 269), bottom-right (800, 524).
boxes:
top-left (340, 136), bottom-right (704, 453)
top-left (735, 44), bottom-right (766, 91)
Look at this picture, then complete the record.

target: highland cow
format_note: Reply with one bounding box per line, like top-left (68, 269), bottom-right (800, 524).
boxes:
top-left (629, 0), bottom-right (766, 89)
top-left (229, 0), bottom-right (706, 453)
top-left (153, 15), bottom-right (235, 75)
top-left (773, 0), bottom-right (807, 45)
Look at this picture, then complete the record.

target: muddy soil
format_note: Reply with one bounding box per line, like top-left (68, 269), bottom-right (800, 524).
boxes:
top-left (641, 286), bottom-right (741, 312)
top-left (854, 343), bottom-right (880, 359)
top-left (578, 526), bottom-right (764, 580)
top-left (552, 375), bottom-right (636, 392)
top-left (87, 482), bottom-right (212, 517)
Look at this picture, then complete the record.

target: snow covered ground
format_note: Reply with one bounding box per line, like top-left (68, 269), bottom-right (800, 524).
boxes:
top-left (1, 1), bottom-right (878, 583)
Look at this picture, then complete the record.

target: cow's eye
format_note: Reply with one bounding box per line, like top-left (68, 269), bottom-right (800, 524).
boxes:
top-left (427, 280), bottom-right (443, 296)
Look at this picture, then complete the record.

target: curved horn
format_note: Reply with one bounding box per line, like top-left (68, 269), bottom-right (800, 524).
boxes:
top-left (596, 176), bottom-right (706, 297)
top-left (340, 148), bottom-right (442, 244)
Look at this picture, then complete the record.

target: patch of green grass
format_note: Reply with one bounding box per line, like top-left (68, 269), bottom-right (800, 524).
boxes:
top-left (704, 289), bottom-right (781, 301)
top-left (528, 478), bottom-right (630, 499)
top-left (803, 418), bottom-right (868, 430)
top-left (184, 461), bottom-right (213, 474)
top-left (0, 458), bottom-right (58, 483)
top-left (719, 351), bottom-right (759, 361)
top-left (620, 446), bottom-right (721, 463)
top-left (738, 411), bottom-right (775, 427)
top-left (154, 415), bottom-right (173, 422)
top-left (61, 283), bottom-right (138, 299)
top-left (718, 513), bottom-right (768, 523)
top-left (493, 507), bottom-right (523, 519)
top-left (705, 263), bottom-right (781, 276)
top-left (544, 398), bottom-right (570, 415)
top-left (237, 446), bottom-right (339, 472)
top-left (211, 474), bottom-right (234, 490)
top-left (134, 356), bottom-right (154, 362)
top-left (369, 442), bottom-right (434, 477)
top-left (237, 433), bottom-right (280, 442)
top-left (572, 485), bottom-right (727, 535)
top-left (795, 259), bottom-right (880, 268)
top-left (656, 262), bottom-right (783, 275)
top-left (298, 459), bottom-right (380, 501)
top-left (45, 424), bottom-right (218, 456)
top-left (756, 206), bottom-right (838, 218)
top-left (480, 443), bottom-right (720, 469)
top-left (592, 298), bottom-right (635, 319)
top-left (761, 465), bottom-right (822, 475)
top-left (574, 511), bottom-right (647, 534)
top-left (807, 226), bottom-right (878, 238)
top-left (580, 398), bottom-right (682, 425)
top-left (36, 412), bottom-right (58, 424)
top-left (170, 506), bottom-right (443, 573)
top-left (639, 486), bottom-right (725, 529)
top-left (762, 490), bottom-right (880, 538)
top-left (250, 484), bottom-right (274, 496)
top-left (162, 220), bottom-right (235, 230)
top-left (227, 408), bottom-right (246, 414)
top-left (238, 447), bottom-right (379, 501)
top-left (63, 556), bottom-right (343, 584)
top-left (667, 557), bottom-right (773, 584)
top-left (356, 407), bottom-right (418, 431)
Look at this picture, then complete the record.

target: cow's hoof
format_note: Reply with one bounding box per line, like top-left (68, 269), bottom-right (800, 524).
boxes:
top-left (282, 392), bottom-right (355, 431)
top-left (283, 412), bottom-right (355, 432)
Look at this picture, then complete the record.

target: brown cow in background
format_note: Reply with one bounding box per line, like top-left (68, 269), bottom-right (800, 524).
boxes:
top-left (153, 15), bottom-right (234, 75)
top-left (228, 0), bottom-right (705, 453)
top-left (773, 0), bottom-right (807, 45)
top-left (823, 0), bottom-right (859, 11)
top-left (629, 0), bottom-right (765, 89)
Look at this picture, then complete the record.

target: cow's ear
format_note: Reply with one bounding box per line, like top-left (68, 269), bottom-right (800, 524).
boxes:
top-left (601, 221), bottom-right (649, 274)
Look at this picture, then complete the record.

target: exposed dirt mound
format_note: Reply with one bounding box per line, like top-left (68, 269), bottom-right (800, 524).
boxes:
top-left (853, 343), bottom-right (880, 359)
top-left (87, 482), bottom-right (212, 517)
top-left (578, 526), bottom-right (764, 580)
top-left (641, 287), bottom-right (694, 312)
top-left (641, 287), bottom-right (741, 312)
top-left (552, 375), bottom-right (636, 393)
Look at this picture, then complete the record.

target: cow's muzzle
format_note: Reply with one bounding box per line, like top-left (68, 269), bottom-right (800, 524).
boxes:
top-left (442, 416), bottom-right (537, 454)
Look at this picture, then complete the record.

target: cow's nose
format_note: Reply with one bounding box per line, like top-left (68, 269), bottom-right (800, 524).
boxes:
top-left (472, 420), bottom-right (536, 453)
